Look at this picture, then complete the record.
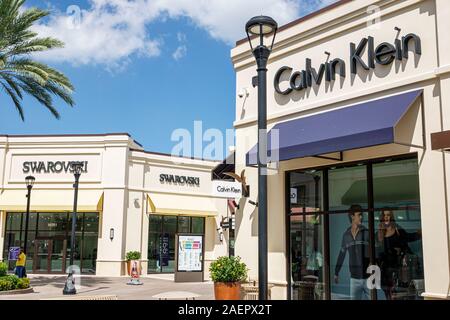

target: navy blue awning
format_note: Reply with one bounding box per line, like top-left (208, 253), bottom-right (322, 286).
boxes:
top-left (247, 90), bottom-right (423, 165)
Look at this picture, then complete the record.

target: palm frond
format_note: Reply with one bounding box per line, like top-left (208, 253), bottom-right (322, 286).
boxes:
top-left (1, 82), bottom-right (24, 120)
top-left (0, 0), bottom-right (74, 120)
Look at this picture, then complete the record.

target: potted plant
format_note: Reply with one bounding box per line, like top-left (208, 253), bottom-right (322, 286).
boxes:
top-left (209, 256), bottom-right (248, 300)
top-left (125, 251), bottom-right (141, 276)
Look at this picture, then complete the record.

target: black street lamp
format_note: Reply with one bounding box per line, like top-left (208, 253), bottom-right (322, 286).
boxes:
top-left (63, 161), bottom-right (84, 295)
top-left (23, 176), bottom-right (35, 254)
top-left (245, 16), bottom-right (278, 300)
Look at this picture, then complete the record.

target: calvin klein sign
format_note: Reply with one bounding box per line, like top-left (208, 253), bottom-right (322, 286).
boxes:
top-left (212, 181), bottom-right (242, 199)
top-left (159, 174), bottom-right (200, 186)
top-left (274, 33), bottom-right (422, 95)
top-left (22, 161), bottom-right (88, 174)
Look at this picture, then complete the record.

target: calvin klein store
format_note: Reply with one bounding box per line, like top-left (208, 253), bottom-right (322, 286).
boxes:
top-left (232, 0), bottom-right (450, 300)
top-left (0, 134), bottom-right (228, 277)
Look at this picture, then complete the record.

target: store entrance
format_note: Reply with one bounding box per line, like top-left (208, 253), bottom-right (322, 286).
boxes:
top-left (148, 215), bottom-right (205, 273)
top-left (33, 238), bottom-right (67, 274)
top-left (2, 212), bottom-right (99, 274)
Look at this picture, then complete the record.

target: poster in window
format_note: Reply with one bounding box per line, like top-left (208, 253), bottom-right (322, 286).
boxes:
top-left (8, 247), bottom-right (20, 260)
top-left (177, 235), bottom-right (203, 272)
top-left (160, 233), bottom-right (169, 267)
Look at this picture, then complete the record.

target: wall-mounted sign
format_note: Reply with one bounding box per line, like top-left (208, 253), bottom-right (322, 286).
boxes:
top-left (159, 174), bottom-right (200, 186)
top-left (22, 161), bottom-right (88, 174)
top-left (290, 188), bottom-right (297, 204)
top-left (274, 32), bottom-right (422, 95)
top-left (177, 235), bottom-right (203, 272)
top-left (8, 247), bottom-right (20, 261)
top-left (212, 180), bottom-right (242, 199)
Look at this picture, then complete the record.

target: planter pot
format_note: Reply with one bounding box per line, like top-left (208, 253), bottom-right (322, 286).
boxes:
top-left (127, 260), bottom-right (141, 276)
top-left (214, 282), bottom-right (241, 300)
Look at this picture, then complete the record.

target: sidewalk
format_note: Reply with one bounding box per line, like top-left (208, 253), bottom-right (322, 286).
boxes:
top-left (0, 274), bottom-right (214, 300)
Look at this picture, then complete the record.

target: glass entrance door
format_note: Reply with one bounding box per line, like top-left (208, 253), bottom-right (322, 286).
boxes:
top-left (33, 239), bottom-right (67, 273)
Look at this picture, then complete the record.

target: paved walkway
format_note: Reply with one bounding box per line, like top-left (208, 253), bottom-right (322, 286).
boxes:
top-left (0, 274), bottom-right (214, 300)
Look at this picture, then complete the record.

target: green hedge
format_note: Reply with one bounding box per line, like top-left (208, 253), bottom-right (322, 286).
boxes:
top-left (0, 262), bottom-right (7, 277)
top-left (0, 275), bottom-right (30, 291)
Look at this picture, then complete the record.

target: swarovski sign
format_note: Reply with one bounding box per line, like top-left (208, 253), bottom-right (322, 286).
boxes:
top-left (159, 174), bottom-right (200, 186)
top-left (23, 161), bottom-right (88, 174)
top-left (274, 32), bottom-right (422, 95)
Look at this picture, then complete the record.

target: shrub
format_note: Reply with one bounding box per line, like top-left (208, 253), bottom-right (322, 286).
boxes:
top-left (0, 262), bottom-right (7, 277)
top-left (0, 275), bottom-right (30, 291)
top-left (125, 251), bottom-right (141, 261)
top-left (2, 275), bottom-right (19, 287)
top-left (209, 256), bottom-right (248, 283)
top-left (16, 278), bottom-right (30, 289)
top-left (0, 278), bottom-right (14, 291)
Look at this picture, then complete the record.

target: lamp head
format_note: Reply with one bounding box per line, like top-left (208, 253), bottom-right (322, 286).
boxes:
top-left (245, 15), bottom-right (278, 51)
top-left (25, 176), bottom-right (35, 188)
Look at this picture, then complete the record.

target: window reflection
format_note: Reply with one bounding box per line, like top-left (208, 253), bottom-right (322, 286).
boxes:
top-left (288, 157), bottom-right (424, 300)
top-left (373, 159), bottom-right (424, 300)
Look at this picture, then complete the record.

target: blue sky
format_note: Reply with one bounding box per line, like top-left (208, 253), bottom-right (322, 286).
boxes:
top-left (0, 0), bottom-right (336, 157)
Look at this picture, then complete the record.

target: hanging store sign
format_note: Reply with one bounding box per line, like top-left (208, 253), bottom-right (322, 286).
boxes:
top-left (274, 32), bottom-right (422, 95)
top-left (22, 161), bottom-right (88, 174)
top-left (212, 180), bottom-right (243, 199)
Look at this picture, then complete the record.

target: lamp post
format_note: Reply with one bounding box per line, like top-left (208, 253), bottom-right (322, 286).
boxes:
top-left (23, 176), bottom-right (35, 254)
top-left (245, 16), bottom-right (278, 300)
top-left (63, 161), bottom-right (84, 295)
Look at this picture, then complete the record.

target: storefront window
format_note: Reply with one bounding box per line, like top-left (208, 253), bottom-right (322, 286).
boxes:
top-left (38, 212), bottom-right (68, 232)
top-left (289, 171), bottom-right (325, 300)
top-left (287, 156), bottom-right (425, 300)
top-left (191, 217), bottom-right (205, 234)
top-left (6, 214), bottom-right (23, 231)
top-left (328, 165), bottom-right (371, 300)
top-left (290, 171), bottom-right (323, 213)
top-left (178, 217), bottom-right (190, 233)
top-left (329, 165), bottom-right (367, 211)
top-left (2, 212), bottom-right (99, 274)
top-left (148, 215), bottom-right (205, 273)
top-left (290, 214), bottom-right (325, 300)
top-left (373, 159), bottom-right (424, 300)
top-left (330, 212), bottom-right (372, 300)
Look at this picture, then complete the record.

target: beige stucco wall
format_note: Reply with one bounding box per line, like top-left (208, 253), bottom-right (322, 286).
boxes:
top-left (232, 0), bottom-right (450, 299)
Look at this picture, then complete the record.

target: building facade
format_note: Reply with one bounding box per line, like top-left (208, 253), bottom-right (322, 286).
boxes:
top-left (232, 0), bottom-right (450, 300)
top-left (0, 134), bottom-right (228, 278)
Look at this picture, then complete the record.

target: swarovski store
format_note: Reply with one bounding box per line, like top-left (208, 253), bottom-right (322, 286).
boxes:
top-left (232, 0), bottom-right (450, 300)
top-left (0, 134), bottom-right (228, 278)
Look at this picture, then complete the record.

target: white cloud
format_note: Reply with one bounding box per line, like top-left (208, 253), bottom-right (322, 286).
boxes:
top-left (172, 32), bottom-right (187, 61)
top-left (177, 32), bottom-right (187, 43)
top-left (172, 45), bottom-right (187, 61)
top-left (31, 0), bottom-right (336, 69)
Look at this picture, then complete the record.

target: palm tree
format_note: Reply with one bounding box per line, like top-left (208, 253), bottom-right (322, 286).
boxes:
top-left (0, 0), bottom-right (74, 120)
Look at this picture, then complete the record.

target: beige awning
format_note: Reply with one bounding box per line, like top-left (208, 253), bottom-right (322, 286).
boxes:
top-left (0, 189), bottom-right (104, 212)
top-left (146, 193), bottom-right (217, 217)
